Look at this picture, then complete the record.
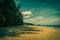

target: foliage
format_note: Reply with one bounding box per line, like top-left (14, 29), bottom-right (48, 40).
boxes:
top-left (0, 0), bottom-right (23, 27)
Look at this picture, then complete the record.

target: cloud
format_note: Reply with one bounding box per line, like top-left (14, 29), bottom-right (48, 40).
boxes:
top-left (23, 16), bottom-right (30, 18)
top-left (24, 16), bottom-right (60, 25)
top-left (22, 11), bottom-right (32, 18)
top-left (31, 7), bottom-right (60, 18)
top-left (39, 8), bottom-right (60, 16)
top-left (22, 5), bottom-right (60, 25)
top-left (22, 11), bottom-right (32, 15)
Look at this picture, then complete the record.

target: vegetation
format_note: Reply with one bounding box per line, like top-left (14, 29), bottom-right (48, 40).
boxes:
top-left (0, 0), bottom-right (23, 27)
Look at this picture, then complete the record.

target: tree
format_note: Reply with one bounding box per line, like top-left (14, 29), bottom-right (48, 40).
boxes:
top-left (0, 0), bottom-right (23, 27)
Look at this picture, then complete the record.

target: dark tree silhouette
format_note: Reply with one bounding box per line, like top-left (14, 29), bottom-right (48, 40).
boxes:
top-left (0, 0), bottom-right (23, 27)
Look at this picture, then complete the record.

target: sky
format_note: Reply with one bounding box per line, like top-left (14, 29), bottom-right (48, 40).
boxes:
top-left (15, 0), bottom-right (60, 25)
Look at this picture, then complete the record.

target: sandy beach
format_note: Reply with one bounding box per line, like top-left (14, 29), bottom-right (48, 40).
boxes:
top-left (0, 26), bottom-right (60, 40)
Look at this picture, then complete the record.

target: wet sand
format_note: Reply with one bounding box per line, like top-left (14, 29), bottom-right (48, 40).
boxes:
top-left (0, 26), bottom-right (60, 40)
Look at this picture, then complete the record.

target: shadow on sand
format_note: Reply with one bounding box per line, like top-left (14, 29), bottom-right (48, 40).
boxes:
top-left (0, 25), bottom-right (41, 37)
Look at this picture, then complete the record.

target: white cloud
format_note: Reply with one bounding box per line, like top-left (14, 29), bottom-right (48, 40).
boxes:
top-left (24, 16), bottom-right (60, 25)
top-left (23, 8), bottom-right (60, 25)
top-left (22, 11), bottom-right (32, 15)
top-left (22, 11), bottom-right (32, 18)
top-left (39, 8), bottom-right (59, 16)
top-left (23, 16), bottom-right (30, 18)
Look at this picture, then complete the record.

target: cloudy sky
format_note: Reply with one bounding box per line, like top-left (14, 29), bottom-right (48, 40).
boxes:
top-left (16, 0), bottom-right (60, 25)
